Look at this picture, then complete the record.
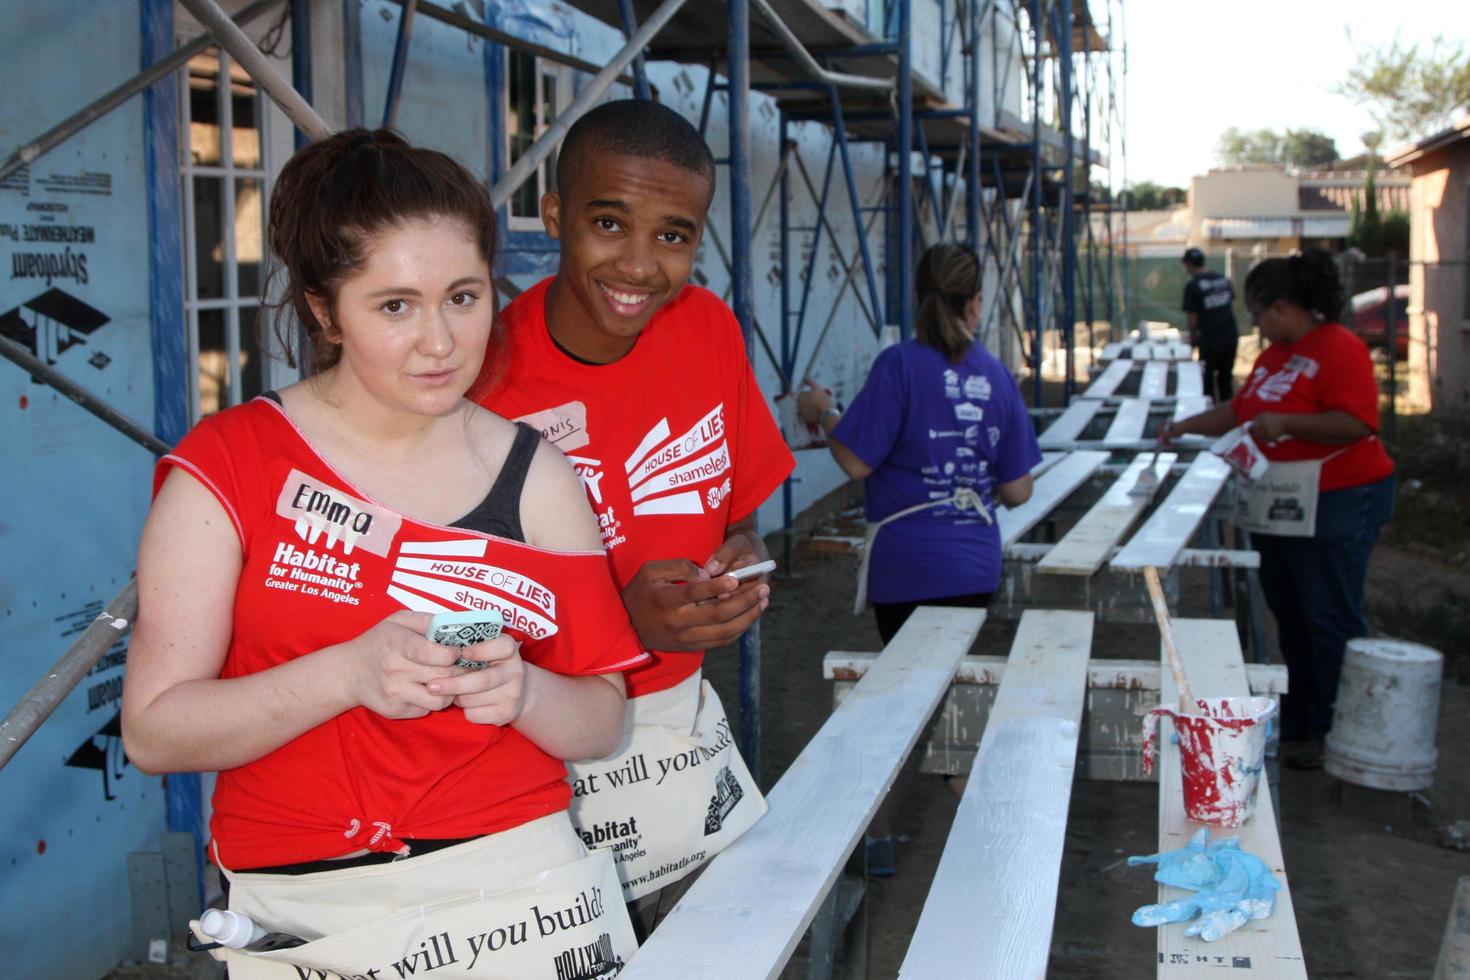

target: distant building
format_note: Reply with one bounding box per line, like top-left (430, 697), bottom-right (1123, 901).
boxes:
top-left (1184, 164), bottom-right (1409, 253)
top-left (1387, 116), bottom-right (1470, 413)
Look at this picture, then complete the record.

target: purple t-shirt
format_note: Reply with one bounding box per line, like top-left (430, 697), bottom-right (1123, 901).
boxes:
top-left (833, 340), bottom-right (1041, 603)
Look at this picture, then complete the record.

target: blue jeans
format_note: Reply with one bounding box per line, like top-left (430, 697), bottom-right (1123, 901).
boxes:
top-left (1252, 474), bottom-right (1395, 740)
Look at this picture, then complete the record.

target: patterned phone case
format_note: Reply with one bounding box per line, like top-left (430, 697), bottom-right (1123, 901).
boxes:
top-left (427, 612), bottom-right (503, 670)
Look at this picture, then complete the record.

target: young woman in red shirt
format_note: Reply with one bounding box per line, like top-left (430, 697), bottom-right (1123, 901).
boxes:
top-left (121, 130), bottom-right (646, 978)
top-left (1161, 248), bottom-right (1394, 769)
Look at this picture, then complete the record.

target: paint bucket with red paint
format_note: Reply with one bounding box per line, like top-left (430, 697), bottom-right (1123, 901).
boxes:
top-left (1142, 697), bottom-right (1277, 827)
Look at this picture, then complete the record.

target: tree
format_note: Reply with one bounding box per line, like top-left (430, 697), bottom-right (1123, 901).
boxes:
top-left (1217, 127), bottom-right (1281, 166)
top-left (1280, 129), bottom-right (1339, 169)
top-left (1349, 136), bottom-right (1409, 257)
top-left (1115, 181), bottom-right (1186, 211)
top-left (1337, 33), bottom-right (1470, 142)
top-left (1216, 127), bottom-right (1338, 168)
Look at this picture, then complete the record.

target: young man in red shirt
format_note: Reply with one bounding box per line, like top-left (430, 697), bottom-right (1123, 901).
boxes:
top-left (471, 99), bottom-right (794, 930)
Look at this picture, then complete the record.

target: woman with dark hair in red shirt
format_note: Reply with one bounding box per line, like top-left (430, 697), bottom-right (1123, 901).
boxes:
top-left (1161, 248), bottom-right (1395, 769)
top-left (121, 130), bottom-right (645, 978)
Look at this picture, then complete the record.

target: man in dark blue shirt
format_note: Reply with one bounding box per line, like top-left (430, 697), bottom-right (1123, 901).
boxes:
top-left (1181, 247), bottom-right (1239, 401)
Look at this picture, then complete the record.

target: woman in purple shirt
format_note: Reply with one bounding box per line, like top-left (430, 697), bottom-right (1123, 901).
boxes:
top-left (798, 242), bottom-right (1041, 874)
top-left (800, 242), bottom-right (1041, 641)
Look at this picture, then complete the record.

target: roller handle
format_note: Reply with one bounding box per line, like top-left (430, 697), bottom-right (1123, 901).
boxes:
top-left (1144, 565), bottom-right (1197, 714)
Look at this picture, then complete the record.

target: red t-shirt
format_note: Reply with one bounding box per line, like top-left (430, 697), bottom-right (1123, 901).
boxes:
top-left (1232, 322), bottom-right (1395, 492)
top-left (471, 278), bottom-right (795, 698)
top-left (154, 398), bottom-right (648, 870)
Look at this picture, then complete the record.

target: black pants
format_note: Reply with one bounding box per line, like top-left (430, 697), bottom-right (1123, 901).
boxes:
top-left (1200, 336), bottom-right (1238, 402)
top-left (1253, 475), bottom-right (1395, 740)
top-left (873, 592), bottom-right (993, 645)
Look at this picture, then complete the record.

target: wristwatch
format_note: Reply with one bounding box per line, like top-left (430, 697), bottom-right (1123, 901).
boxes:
top-left (818, 406), bottom-right (842, 429)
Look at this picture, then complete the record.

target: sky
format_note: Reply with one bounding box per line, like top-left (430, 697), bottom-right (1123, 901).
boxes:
top-left (1117, 0), bottom-right (1454, 188)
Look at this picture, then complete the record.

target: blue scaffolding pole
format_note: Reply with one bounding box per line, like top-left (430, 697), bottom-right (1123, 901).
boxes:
top-left (617, 0), bottom-right (653, 100)
top-left (967, 0), bottom-right (982, 252)
top-left (381, 0), bottom-right (418, 128)
top-left (896, 0), bottom-right (913, 338)
top-left (1029, 0), bottom-right (1043, 405)
top-left (1055, 0), bottom-right (1076, 402)
top-left (726, 0), bottom-right (761, 783)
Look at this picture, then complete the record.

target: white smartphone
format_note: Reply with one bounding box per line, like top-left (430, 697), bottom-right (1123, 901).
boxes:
top-left (725, 559), bottom-right (777, 582)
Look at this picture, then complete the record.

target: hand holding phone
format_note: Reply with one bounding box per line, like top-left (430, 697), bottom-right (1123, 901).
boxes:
top-left (426, 610), bottom-right (505, 670)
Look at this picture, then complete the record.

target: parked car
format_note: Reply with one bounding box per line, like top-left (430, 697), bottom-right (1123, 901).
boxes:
top-left (1348, 284), bottom-right (1410, 359)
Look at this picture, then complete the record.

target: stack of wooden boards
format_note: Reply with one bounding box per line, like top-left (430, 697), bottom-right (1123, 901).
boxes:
top-left (621, 606), bottom-right (1303, 978)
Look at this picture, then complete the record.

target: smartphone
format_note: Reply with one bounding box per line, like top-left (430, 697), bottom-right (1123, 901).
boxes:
top-left (725, 559), bottom-right (777, 582)
top-left (426, 610), bottom-right (504, 670)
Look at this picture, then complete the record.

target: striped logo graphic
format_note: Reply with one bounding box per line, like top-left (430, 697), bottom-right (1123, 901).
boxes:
top-left (624, 404), bottom-right (729, 518)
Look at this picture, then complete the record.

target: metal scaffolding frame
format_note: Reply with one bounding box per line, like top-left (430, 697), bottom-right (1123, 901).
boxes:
top-left (2, 0), bottom-right (1127, 795)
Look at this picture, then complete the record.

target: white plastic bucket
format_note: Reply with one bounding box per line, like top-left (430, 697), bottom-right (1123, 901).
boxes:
top-left (1325, 637), bottom-right (1442, 791)
top-left (1141, 697), bottom-right (1277, 828)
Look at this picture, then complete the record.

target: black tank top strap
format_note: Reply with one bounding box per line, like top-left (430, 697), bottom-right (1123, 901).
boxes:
top-left (451, 422), bottom-right (540, 542)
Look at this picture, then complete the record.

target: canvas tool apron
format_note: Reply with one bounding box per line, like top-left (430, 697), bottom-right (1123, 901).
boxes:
top-left (1231, 441), bottom-right (1364, 538)
top-left (852, 487), bottom-right (993, 614)
top-left (193, 813), bottom-right (636, 979)
top-left (566, 670), bottom-right (766, 901)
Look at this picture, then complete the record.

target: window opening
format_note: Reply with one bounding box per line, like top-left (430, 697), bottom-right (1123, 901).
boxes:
top-left (181, 50), bottom-right (270, 419)
top-left (506, 50), bottom-right (570, 229)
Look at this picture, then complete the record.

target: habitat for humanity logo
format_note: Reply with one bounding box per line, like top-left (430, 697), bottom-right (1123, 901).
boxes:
top-left (623, 404), bottom-right (729, 517)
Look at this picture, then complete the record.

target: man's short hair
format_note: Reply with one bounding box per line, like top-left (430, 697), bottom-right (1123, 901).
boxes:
top-left (1182, 247), bottom-right (1206, 268)
top-left (556, 99), bottom-right (716, 200)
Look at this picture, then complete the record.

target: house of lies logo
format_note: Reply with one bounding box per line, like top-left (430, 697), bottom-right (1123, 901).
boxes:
top-left (0, 287), bottom-right (112, 372)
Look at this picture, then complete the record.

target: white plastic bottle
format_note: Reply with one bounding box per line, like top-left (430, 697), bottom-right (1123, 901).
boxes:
top-left (199, 909), bottom-right (267, 949)
top-left (198, 909), bottom-right (306, 951)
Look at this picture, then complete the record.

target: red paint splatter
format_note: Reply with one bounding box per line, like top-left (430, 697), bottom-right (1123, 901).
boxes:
top-left (18, 395), bottom-right (28, 410)
top-left (1140, 698), bottom-right (1275, 827)
top-left (36, 840), bottom-right (45, 855)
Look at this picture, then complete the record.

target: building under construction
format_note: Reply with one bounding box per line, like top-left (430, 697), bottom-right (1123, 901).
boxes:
top-left (0, 1), bottom-right (1126, 974)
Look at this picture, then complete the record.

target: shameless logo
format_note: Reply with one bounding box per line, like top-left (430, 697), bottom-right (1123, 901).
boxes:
top-left (385, 537), bottom-right (561, 640)
top-left (623, 404), bottom-right (730, 518)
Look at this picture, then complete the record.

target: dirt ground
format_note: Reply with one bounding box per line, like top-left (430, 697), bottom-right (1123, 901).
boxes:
top-left (702, 411), bottom-right (1470, 979)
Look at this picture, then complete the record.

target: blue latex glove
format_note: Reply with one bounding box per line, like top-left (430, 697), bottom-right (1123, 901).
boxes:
top-left (1128, 828), bottom-right (1281, 942)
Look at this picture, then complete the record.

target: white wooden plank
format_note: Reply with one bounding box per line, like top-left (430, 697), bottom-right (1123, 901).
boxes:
top-left (1175, 361), bottom-right (1204, 398)
top-left (1033, 451), bottom-right (1067, 476)
top-left (1111, 453), bottom-right (1232, 571)
top-left (1104, 398), bottom-right (1153, 446)
top-left (822, 651), bottom-right (1289, 697)
top-left (1168, 341), bottom-right (1194, 361)
top-left (1172, 395), bottom-right (1210, 421)
top-left (1038, 452), bottom-right (1178, 576)
top-left (899, 610), bottom-right (1095, 980)
top-left (998, 450), bottom-right (1109, 546)
top-left (1139, 362), bottom-right (1170, 400)
top-left (1082, 359), bottom-right (1133, 399)
top-left (1038, 399), bottom-right (1103, 448)
top-left (1012, 542), bottom-right (1260, 570)
top-left (620, 606), bottom-right (987, 980)
top-left (1100, 341), bottom-right (1126, 361)
top-left (1156, 620), bottom-right (1306, 978)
